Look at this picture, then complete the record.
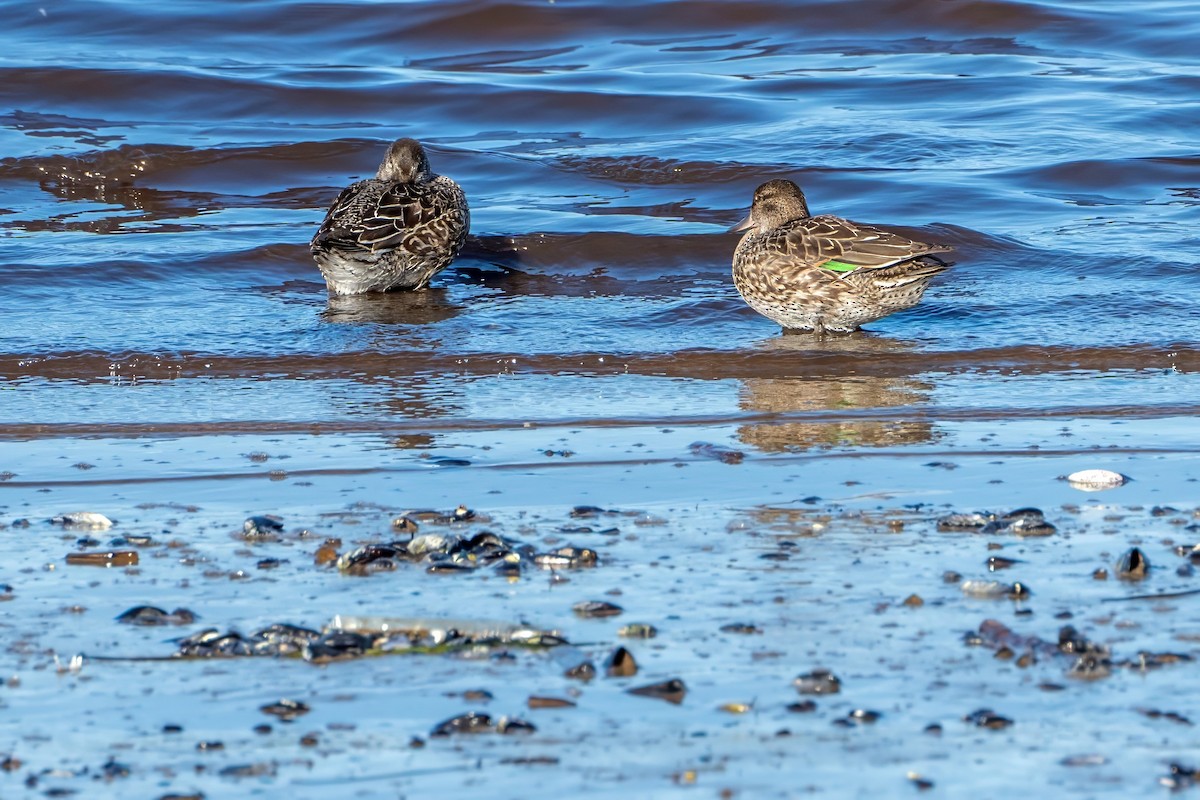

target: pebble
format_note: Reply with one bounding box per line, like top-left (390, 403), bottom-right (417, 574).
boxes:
top-left (794, 668), bottom-right (841, 695)
top-left (1115, 547), bottom-right (1149, 580)
top-left (527, 696), bottom-right (576, 709)
top-left (618, 623), bottom-right (657, 639)
top-left (627, 678), bottom-right (687, 704)
top-left (564, 662), bottom-right (596, 681)
top-left (603, 646), bottom-right (638, 677)
top-left (1161, 764), bottom-right (1200, 790)
top-left (430, 711), bottom-right (493, 737)
top-left (65, 550), bottom-right (138, 567)
top-left (116, 606), bottom-right (196, 626)
top-left (496, 716), bottom-right (536, 735)
top-left (572, 600), bottom-right (623, 618)
top-left (259, 699), bottom-right (310, 721)
top-left (242, 515), bottom-right (284, 538)
top-left (963, 708), bottom-right (1013, 730)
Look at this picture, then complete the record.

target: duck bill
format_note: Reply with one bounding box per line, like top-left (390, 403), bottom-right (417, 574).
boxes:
top-left (728, 213), bottom-right (754, 233)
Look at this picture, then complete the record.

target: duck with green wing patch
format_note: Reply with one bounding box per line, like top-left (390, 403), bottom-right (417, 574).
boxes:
top-left (731, 179), bottom-right (951, 335)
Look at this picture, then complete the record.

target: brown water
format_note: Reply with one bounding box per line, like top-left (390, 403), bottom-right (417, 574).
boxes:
top-left (2, 0), bottom-right (1200, 797)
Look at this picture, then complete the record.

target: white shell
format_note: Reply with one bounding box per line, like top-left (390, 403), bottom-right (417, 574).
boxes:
top-left (407, 533), bottom-right (455, 556)
top-left (1066, 469), bottom-right (1130, 491)
top-left (960, 580), bottom-right (1009, 598)
top-left (51, 512), bottom-right (114, 530)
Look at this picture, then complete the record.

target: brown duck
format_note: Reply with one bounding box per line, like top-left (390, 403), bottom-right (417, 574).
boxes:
top-left (311, 138), bottom-right (469, 295)
top-left (732, 179), bottom-right (951, 334)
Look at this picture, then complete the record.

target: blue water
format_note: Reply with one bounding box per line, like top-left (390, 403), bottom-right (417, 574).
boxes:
top-left (1, 1), bottom-right (1199, 796)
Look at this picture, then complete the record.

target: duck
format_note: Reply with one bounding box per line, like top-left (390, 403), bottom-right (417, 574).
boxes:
top-left (311, 138), bottom-right (469, 295)
top-left (731, 179), bottom-right (950, 335)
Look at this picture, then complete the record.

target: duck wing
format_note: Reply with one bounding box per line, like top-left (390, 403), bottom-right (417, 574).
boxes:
top-left (780, 214), bottom-right (952, 273)
top-left (311, 179), bottom-right (456, 256)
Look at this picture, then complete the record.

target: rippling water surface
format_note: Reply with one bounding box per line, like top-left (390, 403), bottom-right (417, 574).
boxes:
top-left (2, 1), bottom-right (1199, 797)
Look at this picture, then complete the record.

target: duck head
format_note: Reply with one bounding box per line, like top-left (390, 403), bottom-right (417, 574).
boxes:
top-left (377, 138), bottom-right (432, 183)
top-left (730, 179), bottom-right (811, 233)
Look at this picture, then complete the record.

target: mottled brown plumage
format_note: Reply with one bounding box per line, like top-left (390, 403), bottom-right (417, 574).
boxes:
top-left (311, 138), bottom-right (469, 295)
top-left (732, 179), bottom-right (951, 335)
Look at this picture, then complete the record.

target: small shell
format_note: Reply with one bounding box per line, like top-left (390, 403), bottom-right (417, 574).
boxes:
top-left (1066, 469), bottom-right (1129, 491)
top-left (961, 579), bottom-right (1030, 600)
top-left (51, 512), bottom-right (113, 530)
top-left (407, 534), bottom-right (455, 556)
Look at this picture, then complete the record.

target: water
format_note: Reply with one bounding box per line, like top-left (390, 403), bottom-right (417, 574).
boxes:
top-left (2, 0), bottom-right (1200, 796)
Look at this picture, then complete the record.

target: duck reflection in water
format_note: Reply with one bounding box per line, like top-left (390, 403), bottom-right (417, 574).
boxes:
top-left (320, 287), bottom-right (462, 326)
top-left (736, 334), bottom-right (940, 452)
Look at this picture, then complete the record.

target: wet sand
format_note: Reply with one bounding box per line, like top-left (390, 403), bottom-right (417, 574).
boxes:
top-left (4, 418), bottom-right (1200, 797)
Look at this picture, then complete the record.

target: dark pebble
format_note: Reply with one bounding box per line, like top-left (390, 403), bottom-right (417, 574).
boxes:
top-left (627, 678), bottom-right (687, 704)
top-left (570, 505), bottom-right (608, 518)
top-left (432, 458), bottom-right (472, 467)
top-left (794, 668), bottom-right (841, 695)
top-left (964, 708), bottom-right (1013, 729)
top-left (1162, 764), bottom-right (1200, 790)
top-left (116, 605), bottom-right (196, 626)
top-left (618, 623), bottom-right (657, 639)
top-left (242, 515), bottom-right (284, 539)
top-left (572, 600), bottom-right (623, 618)
top-left (846, 709), bottom-right (881, 724)
top-left (259, 698), bottom-right (310, 721)
top-left (392, 516), bottom-right (419, 534)
top-left (430, 711), bottom-right (494, 737)
top-left (565, 662), bottom-right (597, 681)
top-left (496, 716), bottom-right (537, 734)
top-left (426, 562), bottom-right (476, 574)
top-left (528, 696), bottom-right (576, 709)
top-left (219, 762), bottom-right (275, 778)
top-left (1115, 547), bottom-right (1149, 580)
top-left (604, 646), bottom-right (638, 677)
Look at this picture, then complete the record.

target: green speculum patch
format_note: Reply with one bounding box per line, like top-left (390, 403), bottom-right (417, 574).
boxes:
top-left (820, 259), bottom-right (858, 273)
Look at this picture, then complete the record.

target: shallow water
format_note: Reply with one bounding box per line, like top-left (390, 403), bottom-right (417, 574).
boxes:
top-left (2, 0), bottom-right (1200, 797)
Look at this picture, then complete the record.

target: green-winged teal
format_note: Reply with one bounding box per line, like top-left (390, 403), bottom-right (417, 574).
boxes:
top-left (311, 138), bottom-right (469, 295)
top-left (732, 179), bottom-right (950, 335)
